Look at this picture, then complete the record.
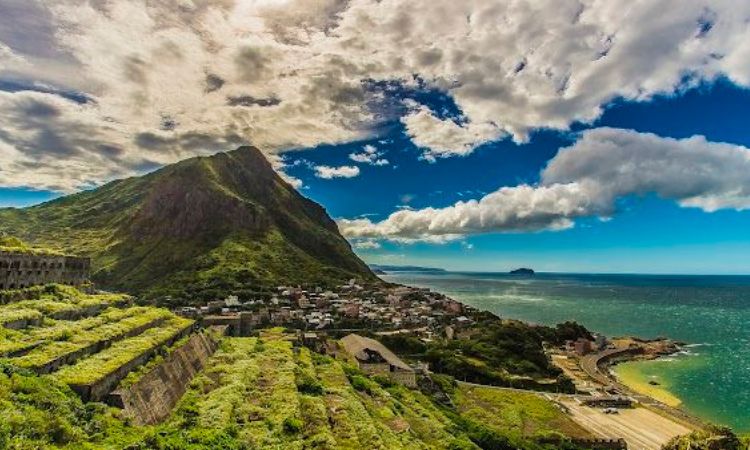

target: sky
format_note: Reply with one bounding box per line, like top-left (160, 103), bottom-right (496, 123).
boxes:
top-left (1, 0), bottom-right (750, 273)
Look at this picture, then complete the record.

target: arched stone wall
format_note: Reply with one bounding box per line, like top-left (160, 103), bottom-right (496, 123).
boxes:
top-left (0, 252), bottom-right (91, 290)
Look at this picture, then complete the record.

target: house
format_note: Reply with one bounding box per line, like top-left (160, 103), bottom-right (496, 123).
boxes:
top-left (340, 334), bottom-right (417, 387)
top-left (574, 338), bottom-right (593, 356)
top-left (299, 331), bottom-right (326, 353)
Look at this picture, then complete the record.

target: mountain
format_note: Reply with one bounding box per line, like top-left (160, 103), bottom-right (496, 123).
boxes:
top-left (0, 147), bottom-right (375, 302)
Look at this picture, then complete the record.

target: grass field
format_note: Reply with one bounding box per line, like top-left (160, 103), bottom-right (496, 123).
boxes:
top-left (454, 384), bottom-right (591, 440)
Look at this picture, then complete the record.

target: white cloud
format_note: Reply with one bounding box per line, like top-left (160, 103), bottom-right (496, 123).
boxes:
top-left (349, 144), bottom-right (389, 165)
top-left (352, 239), bottom-right (382, 250)
top-left (339, 128), bottom-right (750, 242)
top-left (542, 128), bottom-right (750, 212)
top-left (1, 0), bottom-right (750, 188)
top-left (314, 165), bottom-right (360, 179)
top-left (401, 104), bottom-right (503, 160)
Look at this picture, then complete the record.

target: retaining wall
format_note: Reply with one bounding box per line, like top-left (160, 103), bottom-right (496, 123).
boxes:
top-left (108, 331), bottom-right (220, 425)
top-left (3, 317), bottom-right (43, 330)
top-left (32, 318), bottom-right (167, 375)
top-left (69, 323), bottom-right (195, 402)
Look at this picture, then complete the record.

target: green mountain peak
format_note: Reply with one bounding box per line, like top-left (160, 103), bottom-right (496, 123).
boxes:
top-left (0, 146), bottom-right (375, 303)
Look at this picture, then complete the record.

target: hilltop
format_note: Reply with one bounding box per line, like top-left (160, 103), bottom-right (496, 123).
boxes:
top-left (0, 147), bottom-right (375, 303)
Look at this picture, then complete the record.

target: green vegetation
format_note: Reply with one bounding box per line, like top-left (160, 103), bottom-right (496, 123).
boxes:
top-left (0, 309), bottom-right (43, 327)
top-left (0, 147), bottom-right (375, 303)
top-left (11, 308), bottom-right (174, 370)
top-left (379, 313), bottom-right (586, 392)
top-left (117, 330), bottom-right (197, 389)
top-left (54, 316), bottom-right (193, 386)
top-left (454, 384), bottom-right (590, 440)
top-left (0, 236), bottom-right (63, 256)
top-left (0, 285), bottom-right (131, 320)
top-left (0, 327), bottom-right (593, 449)
top-left (661, 426), bottom-right (745, 450)
top-left (0, 363), bottom-right (136, 449)
top-left (0, 307), bottom-right (148, 356)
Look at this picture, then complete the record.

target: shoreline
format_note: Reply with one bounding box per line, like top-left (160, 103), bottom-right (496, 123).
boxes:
top-left (574, 336), bottom-right (708, 431)
top-left (381, 274), bottom-right (710, 432)
top-left (610, 360), bottom-right (683, 408)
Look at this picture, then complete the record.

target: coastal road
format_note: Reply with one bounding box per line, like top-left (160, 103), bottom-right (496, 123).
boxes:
top-left (563, 401), bottom-right (691, 450)
top-left (578, 348), bottom-right (705, 430)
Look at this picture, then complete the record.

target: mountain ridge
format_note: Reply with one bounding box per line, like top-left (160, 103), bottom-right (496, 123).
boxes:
top-left (0, 146), bottom-right (375, 302)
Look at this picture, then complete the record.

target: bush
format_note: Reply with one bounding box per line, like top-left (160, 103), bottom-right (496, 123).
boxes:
top-left (430, 373), bottom-right (457, 395)
top-left (296, 372), bottom-right (324, 396)
top-left (372, 374), bottom-right (395, 388)
top-left (283, 416), bottom-right (303, 434)
top-left (350, 375), bottom-right (375, 395)
top-left (661, 426), bottom-right (742, 450)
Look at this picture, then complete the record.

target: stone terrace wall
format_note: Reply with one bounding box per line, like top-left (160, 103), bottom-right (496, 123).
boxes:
top-left (0, 252), bottom-right (90, 290)
top-left (32, 318), bottom-right (167, 375)
top-left (109, 331), bottom-right (220, 425)
top-left (69, 323), bottom-right (195, 402)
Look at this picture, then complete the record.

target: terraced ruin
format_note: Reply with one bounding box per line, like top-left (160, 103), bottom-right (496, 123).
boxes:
top-left (0, 286), bottom-right (600, 449)
top-left (0, 286), bottom-right (201, 403)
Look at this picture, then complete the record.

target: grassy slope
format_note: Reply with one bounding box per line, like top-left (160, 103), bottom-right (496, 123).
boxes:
top-left (0, 147), bottom-right (374, 301)
top-left (0, 328), bottom-right (594, 449)
top-left (454, 384), bottom-right (591, 440)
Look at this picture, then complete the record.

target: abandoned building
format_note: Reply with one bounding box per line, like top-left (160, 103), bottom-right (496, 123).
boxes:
top-left (340, 333), bottom-right (417, 388)
top-left (0, 251), bottom-right (91, 290)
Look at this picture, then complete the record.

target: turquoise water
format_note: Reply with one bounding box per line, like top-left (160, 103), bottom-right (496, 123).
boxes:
top-left (383, 271), bottom-right (750, 432)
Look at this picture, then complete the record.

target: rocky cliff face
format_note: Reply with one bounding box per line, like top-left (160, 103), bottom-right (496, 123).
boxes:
top-left (0, 146), bottom-right (375, 301)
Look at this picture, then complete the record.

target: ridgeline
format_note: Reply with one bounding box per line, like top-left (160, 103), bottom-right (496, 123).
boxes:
top-left (0, 147), bottom-right (375, 303)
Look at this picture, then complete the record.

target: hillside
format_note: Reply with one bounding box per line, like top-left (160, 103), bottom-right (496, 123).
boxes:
top-left (0, 147), bottom-right (375, 302)
top-left (0, 324), bottom-right (591, 450)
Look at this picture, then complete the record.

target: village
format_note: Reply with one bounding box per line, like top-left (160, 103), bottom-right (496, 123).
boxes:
top-left (176, 279), bottom-right (472, 338)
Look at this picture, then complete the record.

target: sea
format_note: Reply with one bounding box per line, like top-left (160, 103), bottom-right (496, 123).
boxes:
top-left (382, 271), bottom-right (750, 432)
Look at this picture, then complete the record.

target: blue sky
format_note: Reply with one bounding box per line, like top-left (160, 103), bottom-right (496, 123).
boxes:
top-left (281, 79), bottom-right (750, 274)
top-left (2, 1), bottom-right (750, 274)
top-left (7, 79), bottom-right (750, 274)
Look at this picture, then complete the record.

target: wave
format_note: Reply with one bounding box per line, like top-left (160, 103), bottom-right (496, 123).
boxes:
top-left (683, 343), bottom-right (712, 348)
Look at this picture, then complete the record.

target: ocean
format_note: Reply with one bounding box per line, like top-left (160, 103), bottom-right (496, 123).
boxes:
top-left (382, 271), bottom-right (750, 432)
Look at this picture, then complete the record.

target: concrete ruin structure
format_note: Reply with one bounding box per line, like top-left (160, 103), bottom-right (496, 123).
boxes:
top-left (0, 251), bottom-right (91, 290)
top-left (340, 333), bottom-right (417, 387)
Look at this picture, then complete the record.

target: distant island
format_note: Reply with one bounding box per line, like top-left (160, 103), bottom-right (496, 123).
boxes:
top-left (510, 268), bottom-right (535, 275)
top-left (369, 264), bottom-right (446, 273)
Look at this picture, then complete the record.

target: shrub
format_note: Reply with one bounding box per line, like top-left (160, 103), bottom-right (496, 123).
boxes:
top-left (662, 426), bottom-right (742, 450)
top-left (296, 372), bottom-right (324, 396)
top-left (350, 375), bottom-right (375, 395)
top-left (372, 374), bottom-right (395, 388)
top-left (282, 416), bottom-right (303, 434)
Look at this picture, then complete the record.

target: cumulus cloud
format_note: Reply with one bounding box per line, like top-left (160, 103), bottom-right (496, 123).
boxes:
top-left (542, 128), bottom-right (750, 212)
top-left (314, 165), bottom-right (360, 179)
top-left (349, 144), bottom-right (389, 165)
top-left (338, 128), bottom-right (750, 242)
top-left (352, 239), bottom-right (382, 250)
top-left (401, 104), bottom-right (503, 160)
top-left (1, 0), bottom-right (750, 188)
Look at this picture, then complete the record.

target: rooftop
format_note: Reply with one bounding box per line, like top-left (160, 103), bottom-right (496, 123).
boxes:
top-left (340, 333), bottom-right (413, 372)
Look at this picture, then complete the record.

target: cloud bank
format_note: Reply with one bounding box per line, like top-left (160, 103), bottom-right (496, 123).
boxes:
top-left (338, 128), bottom-right (750, 242)
top-left (1, 0), bottom-right (750, 190)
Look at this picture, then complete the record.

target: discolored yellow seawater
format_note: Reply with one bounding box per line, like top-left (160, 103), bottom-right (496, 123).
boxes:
top-left (612, 360), bottom-right (683, 407)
